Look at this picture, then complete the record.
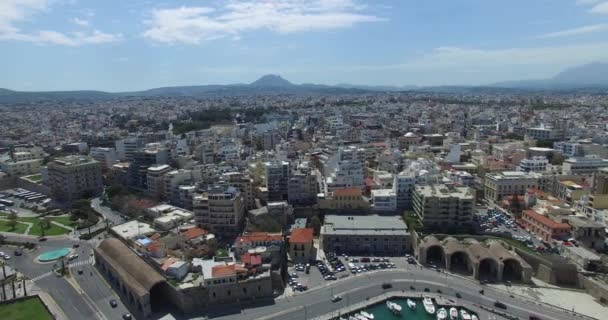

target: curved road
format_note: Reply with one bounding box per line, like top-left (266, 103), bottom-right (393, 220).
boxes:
top-left (210, 268), bottom-right (592, 320)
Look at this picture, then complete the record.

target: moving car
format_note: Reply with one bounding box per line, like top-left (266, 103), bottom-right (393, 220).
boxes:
top-left (331, 295), bottom-right (343, 302)
top-left (494, 301), bottom-right (507, 309)
top-left (382, 283), bottom-right (392, 289)
top-left (110, 299), bottom-right (118, 308)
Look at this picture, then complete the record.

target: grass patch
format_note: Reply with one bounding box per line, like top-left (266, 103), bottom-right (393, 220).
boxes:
top-left (24, 174), bottom-right (42, 183)
top-left (0, 215), bottom-right (73, 236)
top-left (0, 297), bottom-right (53, 320)
top-left (0, 220), bottom-right (28, 234)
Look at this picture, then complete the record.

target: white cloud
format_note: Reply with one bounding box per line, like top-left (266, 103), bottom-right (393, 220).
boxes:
top-left (143, 0), bottom-right (384, 44)
top-left (0, 0), bottom-right (121, 46)
top-left (536, 23), bottom-right (608, 38)
top-left (576, 0), bottom-right (602, 5)
top-left (590, 1), bottom-right (608, 13)
top-left (72, 17), bottom-right (90, 27)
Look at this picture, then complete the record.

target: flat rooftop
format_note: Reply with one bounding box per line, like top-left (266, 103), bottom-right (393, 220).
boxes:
top-left (322, 214), bottom-right (409, 236)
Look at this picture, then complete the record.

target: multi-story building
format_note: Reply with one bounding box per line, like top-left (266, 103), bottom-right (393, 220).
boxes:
top-left (393, 171), bottom-right (416, 210)
top-left (318, 187), bottom-right (370, 211)
top-left (289, 228), bottom-right (314, 263)
top-left (564, 216), bottom-right (606, 251)
top-left (553, 141), bottom-right (583, 157)
top-left (48, 156), bottom-right (103, 204)
top-left (287, 162), bottom-right (319, 206)
top-left (128, 145), bottom-right (169, 190)
top-left (115, 137), bottom-right (145, 161)
top-left (193, 186), bottom-right (244, 239)
top-left (562, 155), bottom-right (608, 176)
top-left (221, 172), bottom-right (255, 211)
top-left (163, 169), bottom-right (193, 205)
top-left (323, 146), bottom-right (365, 193)
top-left (146, 164), bottom-right (171, 199)
top-left (484, 171), bottom-right (540, 202)
top-left (89, 147), bottom-right (118, 168)
top-left (413, 184), bottom-right (475, 231)
top-left (593, 167), bottom-right (608, 194)
top-left (265, 161), bottom-right (289, 201)
top-left (518, 156), bottom-right (549, 173)
top-left (0, 158), bottom-right (42, 177)
top-left (371, 189), bottom-right (397, 212)
top-left (521, 210), bottom-right (571, 242)
top-left (234, 232), bottom-right (284, 267)
top-left (525, 125), bottom-right (562, 141)
top-left (321, 215), bottom-right (410, 255)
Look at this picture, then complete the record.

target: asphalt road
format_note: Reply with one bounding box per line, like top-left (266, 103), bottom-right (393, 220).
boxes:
top-left (0, 236), bottom-right (128, 320)
top-left (91, 198), bottom-right (125, 226)
top-left (206, 268), bottom-right (590, 320)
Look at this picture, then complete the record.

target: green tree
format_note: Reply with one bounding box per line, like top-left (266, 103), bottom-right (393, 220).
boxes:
top-left (308, 215), bottom-right (322, 236)
top-left (106, 184), bottom-right (126, 199)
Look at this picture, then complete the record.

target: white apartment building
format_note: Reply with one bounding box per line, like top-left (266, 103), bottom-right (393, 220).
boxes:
top-left (163, 169), bottom-right (193, 205)
top-left (371, 189), bottom-right (397, 212)
top-left (193, 186), bottom-right (244, 239)
top-left (324, 146), bottom-right (365, 193)
top-left (413, 184), bottom-right (475, 230)
top-left (484, 171), bottom-right (540, 202)
top-left (0, 158), bottom-right (42, 177)
top-left (48, 156), bottom-right (103, 204)
top-left (562, 155), bottom-right (608, 175)
top-left (89, 147), bottom-right (118, 168)
top-left (553, 141), bottom-right (583, 157)
top-left (518, 156), bottom-right (550, 173)
top-left (221, 172), bottom-right (255, 210)
top-left (115, 137), bottom-right (145, 161)
top-left (287, 163), bottom-right (319, 206)
top-left (146, 164), bottom-right (171, 199)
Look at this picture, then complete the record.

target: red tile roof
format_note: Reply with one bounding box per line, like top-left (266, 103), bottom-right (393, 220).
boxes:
top-left (290, 228), bottom-right (314, 244)
top-left (212, 264), bottom-right (248, 277)
top-left (334, 188), bottom-right (361, 197)
top-left (181, 227), bottom-right (208, 240)
top-left (160, 257), bottom-right (178, 271)
top-left (241, 253), bottom-right (262, 266)
top-left (235, 232), bottom-right (283, 245)
top-left (523, 210), bottom-right (571, 230)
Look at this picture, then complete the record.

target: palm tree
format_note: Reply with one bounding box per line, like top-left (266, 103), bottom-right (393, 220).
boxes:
top-left (7, 212), bottom-right (18, 231)
top-left (10, 277), bottom-right (16, 299)
top-left (0, 261), bottom-right (6, 300)
top-left (20, 276), bottom-right (27, 297)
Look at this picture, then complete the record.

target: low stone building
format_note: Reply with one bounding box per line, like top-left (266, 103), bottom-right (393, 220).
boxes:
top-left (418, 236), bottom-right (533, 283)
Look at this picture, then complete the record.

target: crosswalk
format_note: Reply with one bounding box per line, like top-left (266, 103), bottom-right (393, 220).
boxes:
top-left (68, 257), bottom-right (95, 268)
top-left (31, 257), bottom-right (95, 283)
top-left (31, 271), bottom-right (53, 282)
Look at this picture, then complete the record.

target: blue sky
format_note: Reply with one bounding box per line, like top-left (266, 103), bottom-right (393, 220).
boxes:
top-left (2, 0), bottom-right (608, 91)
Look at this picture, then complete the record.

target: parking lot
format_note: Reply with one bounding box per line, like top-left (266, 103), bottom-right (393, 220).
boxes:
top-left (0, 188), bottom-right (52, 216)
top-left (476, 208), bottom-right (552, 252)
top-left (285, 253), bottom-right (419, 296)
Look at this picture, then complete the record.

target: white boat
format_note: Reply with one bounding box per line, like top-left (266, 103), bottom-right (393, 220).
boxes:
top-left (460, 309), bottom-right (472, 320)
top-left (349, 316), bottom-right (358, 320)
top-left (355, 314), bottom-right (368, 320)
top-left (449, 307), bottom-right (459, 320)
top-left (471, 315), bottom-right (479, 320)
top-left (407, 298), bottom-right (417, 310)
top-left (436, 308), bottom-right (448, 320)
top-left (360, 311), bottom-right (375, 319)
top-left (423, 296), bottom-right (436, 315)
top-left (386, 301), bottom-right (403, 315)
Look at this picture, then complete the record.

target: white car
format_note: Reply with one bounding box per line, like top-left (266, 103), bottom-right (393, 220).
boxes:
top-left (68, 254), bottom-right (79, 260)
top-left (3, 255), bottom-right (9, 260)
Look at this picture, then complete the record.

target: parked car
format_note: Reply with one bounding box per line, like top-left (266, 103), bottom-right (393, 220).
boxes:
top-left (381, 283), bottom-right (392, 289)
top-left (110, 300), bottom-right (118, 308)
top-left (494, 301), bottom-right (507, 309)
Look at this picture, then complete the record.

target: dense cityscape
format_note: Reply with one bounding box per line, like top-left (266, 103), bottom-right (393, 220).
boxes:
top-left (3, 0), bottom-right (608, 320)
top-left (0, 80), bottom-right (608, 320)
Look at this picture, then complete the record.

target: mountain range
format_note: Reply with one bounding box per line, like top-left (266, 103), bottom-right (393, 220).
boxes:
top-left (1, 63), bottom-right (608, 104)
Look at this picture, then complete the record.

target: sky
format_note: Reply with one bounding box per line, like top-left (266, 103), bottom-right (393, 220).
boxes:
top-left (2, 0), bottom-right (608, 91)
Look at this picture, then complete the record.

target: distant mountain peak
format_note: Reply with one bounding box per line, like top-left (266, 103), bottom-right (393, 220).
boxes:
top-left (250, 74), bottom-right (293, 87)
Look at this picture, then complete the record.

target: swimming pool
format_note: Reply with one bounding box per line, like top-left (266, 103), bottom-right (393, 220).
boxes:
top-left (37, 248), bottom-right (70, 262)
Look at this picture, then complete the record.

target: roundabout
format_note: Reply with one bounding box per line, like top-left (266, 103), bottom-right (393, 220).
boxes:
top-left (36, 248), bottom-right (71, 262)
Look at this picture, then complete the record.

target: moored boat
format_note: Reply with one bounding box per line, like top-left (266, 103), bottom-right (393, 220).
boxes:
top-left (423, 296), bottom-right (436, 315)
top-left (460, 309), bottom-right (472, 320)
top-left (471, 315), bottom-right (479, 320)
top-left (361, 311), bottom-right (374, 319)
top-left (436, 308), bottom-right (448, 320)
top-left (449, 307), bottom-right (458, 320)
top-left (407, 298), bottom-right (417, 310)
top-left (386, 301), bottom-right (403, 315)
